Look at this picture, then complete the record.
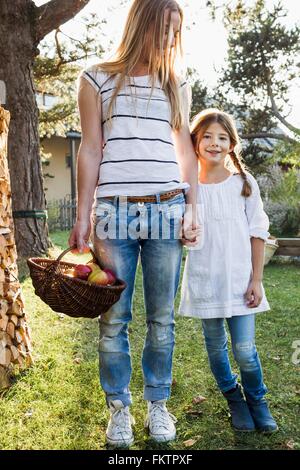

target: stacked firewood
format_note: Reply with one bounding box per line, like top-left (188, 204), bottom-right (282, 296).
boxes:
top-left (0, 106), bottom-right (33, 389)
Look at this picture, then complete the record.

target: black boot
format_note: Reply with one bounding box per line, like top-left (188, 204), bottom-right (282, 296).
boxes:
top-left (222, 385), bottom-right (255, 432)
top-left (244, 393), bottom-right (278, 433)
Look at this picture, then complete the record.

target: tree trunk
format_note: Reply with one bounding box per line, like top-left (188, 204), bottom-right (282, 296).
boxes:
top-left (0, 0), bottom-right (50, 256)
top-left (0, 0), bottom-right (90, 257)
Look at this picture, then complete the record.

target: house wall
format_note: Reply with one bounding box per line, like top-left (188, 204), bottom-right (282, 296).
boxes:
top-left (41, 136), bottom-right (80, 202)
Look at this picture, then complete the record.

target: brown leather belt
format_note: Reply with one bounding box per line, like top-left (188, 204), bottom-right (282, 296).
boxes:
top-left (104, 188), bottom-right (184, 203)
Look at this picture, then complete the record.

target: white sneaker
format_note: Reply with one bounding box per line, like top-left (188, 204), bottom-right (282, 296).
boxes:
top-left (145, 400), bottom-right (177, 442)
top-left (106, 400), bottom-right (135, 448)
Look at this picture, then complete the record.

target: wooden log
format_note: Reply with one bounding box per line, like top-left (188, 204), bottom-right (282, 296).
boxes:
top-left (0, 299), bottom-right (9, 315)
top-left (0, 313), bottom-right (9, 331)
top-left (16, 355), bottom-right (24, 367)
top-left (7, 300), bottom-right (23, 316)
top-left (17, 343), bottom-right (27, 358)
top-left (10, 314), bottom-right (18, 326)
top-left (9, 345), bottom-right (20, 362)
top-left (0, 347), bottom-right (11, 367)
top-left (0, 365), bottom-right (10, 389)
top-left (14, 330), bottom-right (23, 344)
top-left (23, 333), bottom-right (33, 352)
top-left (0, 331), bottom-right (12, 346)
top-left (6, 321), bottom-right (15, 338)
top-left (0, 106), bottom-right (33, 385)
top-left (18, 317), bottom-right (27, 330)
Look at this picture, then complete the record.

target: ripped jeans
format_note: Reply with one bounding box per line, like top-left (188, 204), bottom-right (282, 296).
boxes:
top-left (91, 192), bottom-right (185, 407)
top-left (202, 315), bottom-right (268, 401)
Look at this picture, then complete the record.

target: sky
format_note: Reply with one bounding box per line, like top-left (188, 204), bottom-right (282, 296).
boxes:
top-left (34, 0), bottom-right (299, 126)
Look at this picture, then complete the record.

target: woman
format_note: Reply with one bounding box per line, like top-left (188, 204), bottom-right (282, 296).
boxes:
top-left (69, 0), bottom-right (199, 447)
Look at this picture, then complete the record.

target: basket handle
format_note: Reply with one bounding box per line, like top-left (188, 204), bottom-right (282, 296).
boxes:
top-left (56, 245), bottom-right (98, 264)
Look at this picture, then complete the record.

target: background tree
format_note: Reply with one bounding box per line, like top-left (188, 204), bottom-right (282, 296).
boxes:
top-left (0, 0), bottom-right (91, 257)
top-left (220, 0), bottom-right (299, 142)
top-left (34, 16), bottom-right (105, 185)
top-left (192, 0), bottom-right (299, 172)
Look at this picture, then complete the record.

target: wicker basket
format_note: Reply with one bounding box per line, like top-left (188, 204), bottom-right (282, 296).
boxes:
top-left (27, 246), bottom-right (126, 318)
top-left (264, 237), bottom-right (279, 265)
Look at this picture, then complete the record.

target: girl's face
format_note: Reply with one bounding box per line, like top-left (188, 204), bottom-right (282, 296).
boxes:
top-left (197, 122), bottom-right (233, 166)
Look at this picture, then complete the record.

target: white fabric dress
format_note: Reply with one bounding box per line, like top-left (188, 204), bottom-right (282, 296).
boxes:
top-left (178, 172), bottom-right (271, 319)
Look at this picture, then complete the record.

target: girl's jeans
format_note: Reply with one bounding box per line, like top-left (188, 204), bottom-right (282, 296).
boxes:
top-left (202, 314), bottom-right (268, 401)
top-left (91, 192), bottom-right (185, 407)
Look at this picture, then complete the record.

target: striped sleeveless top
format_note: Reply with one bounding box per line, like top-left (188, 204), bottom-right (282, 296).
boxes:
top-left (81, 65), bottom-right (190, 197)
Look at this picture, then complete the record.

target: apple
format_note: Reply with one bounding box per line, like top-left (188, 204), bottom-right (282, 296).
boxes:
top-left (87, 261), bottom-right (101, 271)
top-left (74, 264), bottom-right (92, 280)
top-left (88, 268), bottom-right (109, 285)
top-left (103, 268), bottom-right (116, 285)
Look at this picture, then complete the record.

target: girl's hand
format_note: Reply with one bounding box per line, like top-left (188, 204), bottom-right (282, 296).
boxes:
top-left (245, 280), bottom-right (263, 308)
top-left (181, 203), bottom-right (202, 247)
top-left (181, 225), bottom-right (202, 247)
top-left (68, 219), bottom-right (91, 254)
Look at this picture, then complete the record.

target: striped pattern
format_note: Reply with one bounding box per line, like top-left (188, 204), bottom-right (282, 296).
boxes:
top-left (81, 66), bottom-right (190, 197)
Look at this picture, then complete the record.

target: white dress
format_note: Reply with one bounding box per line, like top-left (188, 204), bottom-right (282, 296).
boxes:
top-left (178, 172), bottom-right (271, 319)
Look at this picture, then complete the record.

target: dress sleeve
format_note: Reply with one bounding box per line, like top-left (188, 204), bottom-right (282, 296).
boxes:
top-left (245, 173), bottom-right (270, 241)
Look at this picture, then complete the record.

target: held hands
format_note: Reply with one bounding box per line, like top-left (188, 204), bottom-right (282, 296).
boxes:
top-left (181, 205), bottom-right (202, 247)
top-left (245, 280), bottom-right (263, 308)
top-left (68, 219), bottom-right (92, 254)
top-left (181, 224), bottom-right (202, 247)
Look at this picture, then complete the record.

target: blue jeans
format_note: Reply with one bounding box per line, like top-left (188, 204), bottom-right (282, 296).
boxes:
top-left (202, 315), bottom-right (268, 401)
top-left (91, 192), bottom-right (185, 407)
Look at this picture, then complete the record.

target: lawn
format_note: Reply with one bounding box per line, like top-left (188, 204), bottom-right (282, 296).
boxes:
top-left (0, 231), bottom-right (299, 450)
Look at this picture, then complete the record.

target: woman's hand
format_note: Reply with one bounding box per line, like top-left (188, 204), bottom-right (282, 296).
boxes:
top-left (181, 202), bottom-right (202, 247)
top-left (245, 280), bottom-right (263, 308)
top-left (181, 224), bottom-right (202, 247)
top-left (68, 218), bottom-right (92, 254)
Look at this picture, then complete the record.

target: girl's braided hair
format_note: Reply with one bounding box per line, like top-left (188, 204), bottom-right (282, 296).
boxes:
top-left (190, 108), bottom-right (252, 197)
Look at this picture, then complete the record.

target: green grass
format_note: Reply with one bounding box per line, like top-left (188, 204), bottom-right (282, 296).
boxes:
top-left (0, 231), bottom-right (299, 450)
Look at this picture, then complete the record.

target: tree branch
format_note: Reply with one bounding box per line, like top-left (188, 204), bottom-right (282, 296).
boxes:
top-left (36, 0), bottom-right (90, 42)
top-left (266, 81), bottom-right (300, 137)
top-left (240, 132), bottom-right (296, 143)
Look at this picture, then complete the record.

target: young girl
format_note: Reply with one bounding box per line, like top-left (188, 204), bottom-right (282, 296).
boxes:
top-left (179, 109), bottom-right (278, 433)
top-left (69, 0), bottom-right (199, 448)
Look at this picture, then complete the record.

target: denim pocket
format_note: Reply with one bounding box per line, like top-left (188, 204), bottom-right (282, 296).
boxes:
top-left (165, 193), bottom-right (185, 208)
top-left (161, 195), bottom-right (185, 239)
top-left (163, 194), bottom-right (185, 217)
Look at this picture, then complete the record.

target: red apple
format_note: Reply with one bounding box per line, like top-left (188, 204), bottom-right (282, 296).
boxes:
top-left (103, 268), bottom-right (116, 285)
top-left (74, 264), bottom-right (92, 280)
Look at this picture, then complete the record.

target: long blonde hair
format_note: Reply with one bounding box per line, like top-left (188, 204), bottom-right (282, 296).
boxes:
top-left (97, 0), bottom-right (185, 130)
top-left (190, 108), bottom-right (252, 197)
